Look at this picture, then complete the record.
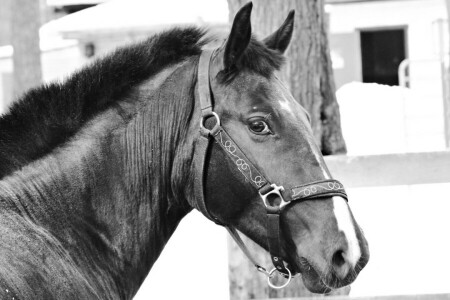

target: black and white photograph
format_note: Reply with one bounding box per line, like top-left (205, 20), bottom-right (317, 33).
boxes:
top-left (0, 0), bottom-right (448, 299)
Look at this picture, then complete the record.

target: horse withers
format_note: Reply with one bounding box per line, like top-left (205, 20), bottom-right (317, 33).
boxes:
top-left (0, 2), bottom-right (368, 299)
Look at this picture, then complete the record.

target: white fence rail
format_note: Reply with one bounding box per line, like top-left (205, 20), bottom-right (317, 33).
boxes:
top-left (325, 151), bottom-right (450, 187)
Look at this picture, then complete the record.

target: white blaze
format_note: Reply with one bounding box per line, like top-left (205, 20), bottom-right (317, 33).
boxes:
top-left (277, 89), bottom-right (362, 267)
top-left (278, 99), bottom-right (295, 117)
top-left (332, 196), bottom-right (361, 267)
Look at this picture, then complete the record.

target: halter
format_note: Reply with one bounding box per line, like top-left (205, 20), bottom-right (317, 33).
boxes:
top-left (193, 49), bottom-right (348, 289)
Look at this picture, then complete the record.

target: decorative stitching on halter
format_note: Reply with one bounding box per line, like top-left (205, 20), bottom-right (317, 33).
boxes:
top-left (291, 181), bottom-right (346, 200)
top-left (215, 129), bottom-right (266, 188)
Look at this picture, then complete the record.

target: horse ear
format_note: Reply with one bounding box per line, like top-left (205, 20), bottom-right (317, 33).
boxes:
top-left (263, 10), bottom-right (295, 54)
top-left (224, 2), bottom-right (253, 69)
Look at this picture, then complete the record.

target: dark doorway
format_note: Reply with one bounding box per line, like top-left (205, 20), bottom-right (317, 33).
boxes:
top-left (360, 28), bottom-right (406, 86)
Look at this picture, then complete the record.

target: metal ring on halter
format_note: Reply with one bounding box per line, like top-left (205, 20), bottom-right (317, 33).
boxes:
top-left (200, 111), bottom-right (221, 136)
top-left (267, 267), bottom-right (292, 289)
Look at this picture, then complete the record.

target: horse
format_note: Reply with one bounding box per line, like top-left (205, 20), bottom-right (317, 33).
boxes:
top-left (0, 2), bottom-right (369, 299)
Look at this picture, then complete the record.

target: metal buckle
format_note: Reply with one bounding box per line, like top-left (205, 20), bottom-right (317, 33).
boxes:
top-left (267, 267), bottom-right (292, 289)
top-left (259, 183), bottom-right (290, 209)
top-left (200, 111), bottom-right (221, 136)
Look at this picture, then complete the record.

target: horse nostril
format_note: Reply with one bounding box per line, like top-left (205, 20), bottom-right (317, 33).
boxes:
top-left (332, 249), bottom-right (346, 268)
top-left (330, 249), bottom-right (352, 280)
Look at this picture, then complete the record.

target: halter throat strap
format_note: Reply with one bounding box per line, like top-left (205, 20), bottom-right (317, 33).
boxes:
top-left (194, 49), bottom-right (348, 288)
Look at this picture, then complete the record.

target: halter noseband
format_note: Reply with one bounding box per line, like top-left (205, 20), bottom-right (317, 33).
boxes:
top-left (193, 49), bottom-right (348, 289)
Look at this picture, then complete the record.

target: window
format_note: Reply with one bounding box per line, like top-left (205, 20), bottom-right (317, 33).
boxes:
top-left (360, 28), bottom-right (406, 86)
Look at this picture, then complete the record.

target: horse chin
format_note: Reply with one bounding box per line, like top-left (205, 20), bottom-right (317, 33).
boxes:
top-left (302, 277), bottom-right (332, 294)
top-left (295, 256), bottom-right (364, 294)
top-left (295, 256), bottom-right (356, 294)
top-left (296, 254), bottom-right (369, 294)
top-left (292, 258), bottom-right (331, 294)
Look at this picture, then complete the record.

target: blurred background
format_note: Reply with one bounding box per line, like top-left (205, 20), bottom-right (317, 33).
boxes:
top-left (1, 0), bottom-right (450, 299)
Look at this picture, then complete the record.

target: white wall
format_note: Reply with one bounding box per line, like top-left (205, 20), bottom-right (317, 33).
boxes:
top-left (328, 0), bottom-right (447, 58)
top-left (330, 0), bottom-right (448, 155)
top-left (328, 0), bottom-right (448, 86)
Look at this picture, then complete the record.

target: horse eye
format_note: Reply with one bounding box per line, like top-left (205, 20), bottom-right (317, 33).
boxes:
top-left (248, 120), bottom-right (271, 135)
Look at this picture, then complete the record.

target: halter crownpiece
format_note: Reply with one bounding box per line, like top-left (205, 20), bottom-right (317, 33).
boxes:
top-left (194, 49), bottom-right (348, 289)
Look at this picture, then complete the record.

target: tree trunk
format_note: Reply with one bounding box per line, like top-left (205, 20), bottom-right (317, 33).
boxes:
top-left (11, 0), bottom-right (43, 98)
top-left (227, 1), bottom-right (349, 298)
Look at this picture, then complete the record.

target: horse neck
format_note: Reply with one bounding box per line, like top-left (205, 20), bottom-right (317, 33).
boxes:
top-left (0, 60), bottom-right (198, 299)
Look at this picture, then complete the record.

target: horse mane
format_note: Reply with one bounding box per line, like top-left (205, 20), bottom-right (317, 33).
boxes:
top-left (0, 27), bottom-right (207, 178)
top-left (0, 27), bottom-right (283, 179)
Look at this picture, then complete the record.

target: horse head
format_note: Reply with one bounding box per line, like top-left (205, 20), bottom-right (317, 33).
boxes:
top-left (191, 2), bottom-right (369, 293)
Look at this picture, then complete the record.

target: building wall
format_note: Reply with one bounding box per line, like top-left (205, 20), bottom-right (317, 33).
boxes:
top-left (330, 32), bottom-right (362, 88)
top-left (327, 0), bottom-right (449, 156)
top-left (328, 0), bottom-right (448, 88)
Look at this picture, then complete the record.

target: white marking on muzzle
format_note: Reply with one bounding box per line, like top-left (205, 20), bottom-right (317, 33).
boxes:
top-left (332, 196), bottom-right (361, 267)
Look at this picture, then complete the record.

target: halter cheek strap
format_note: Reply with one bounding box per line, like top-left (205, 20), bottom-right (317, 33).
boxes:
top-left (194, 49), bottom-right (348, 289)
top-left (192, 49), bottom-right (223, 225)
